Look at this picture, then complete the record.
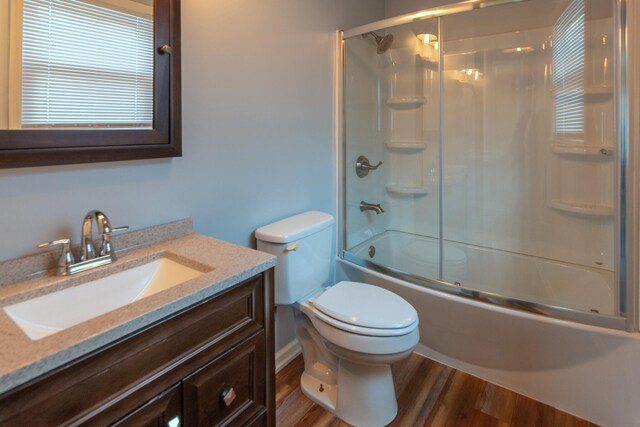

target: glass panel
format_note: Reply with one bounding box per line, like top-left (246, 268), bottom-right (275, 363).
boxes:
top-left (344, 18), bottom-right (441, 278)
top-left (440, 0), bottom-right (616, 315)
top-left (342, 0), bottom-right (624, 324)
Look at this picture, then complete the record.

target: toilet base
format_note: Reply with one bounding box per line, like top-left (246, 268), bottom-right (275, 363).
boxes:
top-left (301, 372), bottom-right (337, 412)
top-left (301, 359), bottom-right (398, 427)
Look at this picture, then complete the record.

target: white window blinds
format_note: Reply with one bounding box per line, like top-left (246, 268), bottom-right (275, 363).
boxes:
top-left (552, 0), bottom-right (585, 139)
top-left (21, 0), bottom-right (153, 128)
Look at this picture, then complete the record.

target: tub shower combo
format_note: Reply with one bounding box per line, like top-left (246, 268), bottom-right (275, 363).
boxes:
top-left (338, 2), bottom-right (640, 422)
top-left (340, 0), bottom-right (630, 329)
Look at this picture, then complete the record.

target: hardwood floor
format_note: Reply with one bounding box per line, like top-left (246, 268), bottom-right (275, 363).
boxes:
top-left (276, 354), bottom-right (598, 427)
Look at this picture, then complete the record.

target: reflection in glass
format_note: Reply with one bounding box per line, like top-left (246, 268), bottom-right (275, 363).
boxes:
top-left (553, 0), bottom-right (585, 140)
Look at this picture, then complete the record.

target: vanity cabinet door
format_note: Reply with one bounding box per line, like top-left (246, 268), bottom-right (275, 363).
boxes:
top-left (112, 383), bottom-right (181, 427)
top-left (183, 332), bottom-right (266, 426)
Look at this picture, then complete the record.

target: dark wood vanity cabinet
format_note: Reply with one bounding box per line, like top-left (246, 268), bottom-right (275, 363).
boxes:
top-left (183, 333), bottom-right (267, 426)
top-left (0, 269), bottom-right (275, 427)
top-left (113, 383), bottom-right (182, 427)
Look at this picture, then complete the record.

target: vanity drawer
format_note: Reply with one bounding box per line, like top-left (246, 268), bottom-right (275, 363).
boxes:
top-left (183, 332), bottom-right (266, 426)
top-left (112, 383), bottom-right (181, 427)
top-left (0, 274), bottom-right (266, 427)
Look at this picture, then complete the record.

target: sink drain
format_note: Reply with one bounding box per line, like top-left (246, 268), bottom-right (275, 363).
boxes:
top-left (368, 245), bottom-right (376, 258)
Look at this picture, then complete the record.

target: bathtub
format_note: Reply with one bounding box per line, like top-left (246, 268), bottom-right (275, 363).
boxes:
top-left (348, 230), bottom-right (615, 315)
top-left (337, 232), bottom-right (640, 426)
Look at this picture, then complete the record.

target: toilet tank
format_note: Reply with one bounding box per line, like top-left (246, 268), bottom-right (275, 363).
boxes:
top-left (256, 211), bottom-right (334, 305)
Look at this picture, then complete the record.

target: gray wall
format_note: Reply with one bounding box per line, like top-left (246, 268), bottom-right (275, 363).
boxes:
top-left (0, 0), bottom-right (384, 263)
top-left (0, 0), bottom-right (385, 352)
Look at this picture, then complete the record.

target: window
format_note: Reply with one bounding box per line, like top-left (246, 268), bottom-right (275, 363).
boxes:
top-left (552, 0), bottom-right (585, 140)
top-left (21, 0), bottom-right (153, 128)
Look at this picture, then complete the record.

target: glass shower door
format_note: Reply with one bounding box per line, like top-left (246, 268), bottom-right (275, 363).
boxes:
top-left (343, 18), bottom-right (442, 278)
top-left (341, 0), bottom-right (626, 327)
top-left (440, 0), bottom-right (617, 315)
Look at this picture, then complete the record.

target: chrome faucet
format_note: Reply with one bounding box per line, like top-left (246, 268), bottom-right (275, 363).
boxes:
top-left (360, 201), bottom-right (384, 215)
top-left (38, 210), bottom-right (128, 276)
top-left (80, 210), bottom-right (127, 261)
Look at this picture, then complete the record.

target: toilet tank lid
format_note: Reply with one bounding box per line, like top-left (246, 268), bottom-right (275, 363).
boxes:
top-left (255, 211), bottom-right (334, 243)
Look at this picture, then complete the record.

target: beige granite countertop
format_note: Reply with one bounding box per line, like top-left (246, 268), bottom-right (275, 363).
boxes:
top-left (0, 220), bottom-right (276, 395)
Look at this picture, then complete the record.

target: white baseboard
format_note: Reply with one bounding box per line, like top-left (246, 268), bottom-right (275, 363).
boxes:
top-left (276, 339), bottom-right (302, 373)
top-left (413, 343), bottom-right (431, 359)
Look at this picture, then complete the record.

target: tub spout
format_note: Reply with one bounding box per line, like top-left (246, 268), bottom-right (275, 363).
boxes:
top-left (360, 201), bottom-right (384, 214)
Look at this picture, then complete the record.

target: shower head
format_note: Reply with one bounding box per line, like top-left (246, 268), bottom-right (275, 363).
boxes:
top-left (363, 31), bottom-right (394, 54)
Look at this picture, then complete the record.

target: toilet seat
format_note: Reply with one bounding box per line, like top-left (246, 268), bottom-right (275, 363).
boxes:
top-left (301, 281), bottom-right (419, 338)
top-left (309, 303), bottom-right (418, 337)
top-left (299, 299), bottom-right (420, 355)
top-left (311, 281), bottom-right (418, 332)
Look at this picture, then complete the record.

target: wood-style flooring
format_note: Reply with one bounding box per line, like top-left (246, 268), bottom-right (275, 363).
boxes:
top-left (276, 354), bottom-right (598, 427)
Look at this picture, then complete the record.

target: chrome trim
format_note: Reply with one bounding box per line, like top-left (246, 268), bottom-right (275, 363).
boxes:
top-left (342, 0), bottom-right (529, 39)
top-left (629, 0), bottom-right (640, 332)
top-left (68, 254), bottom-right (113, 275)
top-left (614, 0), bottom-right (627, 327)
top-left (342, 252), bottom-right (627, 330)
top-left (437, 16), bottom-right (444, 281)
top-left (617, 0), bottom-right (639, 331)
top-left (339, 32), bottom-right (347, 257)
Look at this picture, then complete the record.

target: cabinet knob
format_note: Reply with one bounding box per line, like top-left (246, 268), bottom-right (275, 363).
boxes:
top-left (221, 387), bottom-right (237, 407)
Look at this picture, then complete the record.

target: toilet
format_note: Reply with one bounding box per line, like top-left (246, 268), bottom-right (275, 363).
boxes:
top-left (256, 211), bottom-right (419, 426)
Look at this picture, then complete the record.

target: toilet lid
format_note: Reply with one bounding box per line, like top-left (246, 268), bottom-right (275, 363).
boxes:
top-left (313, 281), bottom-right (417, 329)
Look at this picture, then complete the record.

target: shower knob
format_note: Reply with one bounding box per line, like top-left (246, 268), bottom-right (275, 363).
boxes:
top-left (356, 155), bottom-right (383, 178)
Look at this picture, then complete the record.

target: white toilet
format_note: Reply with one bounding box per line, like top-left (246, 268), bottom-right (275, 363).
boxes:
top-left (256, 211), bottom-right (419, 426)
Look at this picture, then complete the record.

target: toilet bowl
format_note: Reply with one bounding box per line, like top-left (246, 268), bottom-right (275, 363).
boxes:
top-left (297, 281), bottom-right (419, 426)
top-left (256, 212), bottom-right (419, 426)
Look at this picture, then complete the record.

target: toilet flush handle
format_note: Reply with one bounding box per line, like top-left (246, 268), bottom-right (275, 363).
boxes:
top-left (285, 242), bottom-right (299, 252)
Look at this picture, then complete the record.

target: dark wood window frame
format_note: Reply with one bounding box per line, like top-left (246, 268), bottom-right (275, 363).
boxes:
top-left (0, 0), bottom-right (181, 169)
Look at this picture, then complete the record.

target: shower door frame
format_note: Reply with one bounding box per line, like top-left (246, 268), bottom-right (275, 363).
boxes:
top-left (338, 0), bottom-right (638, 331)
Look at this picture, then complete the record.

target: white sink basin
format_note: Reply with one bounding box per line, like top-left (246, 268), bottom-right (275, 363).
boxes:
top-left (4, 257), bottom-right (207, 340)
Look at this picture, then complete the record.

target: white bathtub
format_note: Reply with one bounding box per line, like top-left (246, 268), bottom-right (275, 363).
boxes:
top-left (349, 231), bottom-right (615, 315)
top-left (337, 243), bottom-right (640, 427)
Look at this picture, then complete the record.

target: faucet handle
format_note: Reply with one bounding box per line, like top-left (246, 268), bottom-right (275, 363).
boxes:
top-left (356, 156), bottom-right (383, 178)
top-left (38, 238), bottom-right (75, 276)
top-left (37, 238), bottom-right (72, 249)
top-left (99, 225), bottom-right (128, 259)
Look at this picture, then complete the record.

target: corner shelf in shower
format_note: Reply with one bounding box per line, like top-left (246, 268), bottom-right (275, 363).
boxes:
top-left (417, 56), bottom-right (439, 71)
top-left (386, 185), bottom-right (430, 196)
top-left (550, 200), bottom-right (614, 218)
top-left (551, 86), bottom-right (613, 103)
top-left (551, 144), bottom-right (614, 158)
top-left (585, 86), bottom-right (613, 103)
top-left (385, 97), bottom-right (427, 108)
top-left (386, 140), bottom-right (427, 150)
